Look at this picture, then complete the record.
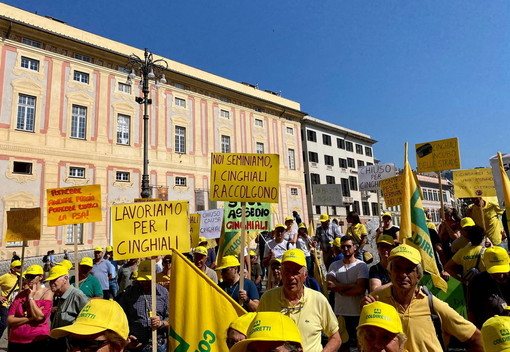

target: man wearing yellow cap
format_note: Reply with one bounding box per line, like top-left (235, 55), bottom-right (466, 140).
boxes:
top-left (283, 216), bottom-right (298, 248)
top-left (70, 257), bottom-right (103, 299)
top-left (467, 197), bottom-right (505, 245)
top-left (0, 260), bottom-right (22, 338)
top-left (363, 244), bottom-right (483, 352)
top-left (262, 224), bottom-right (289, 267)
top-left (91, 246), bottom-right (113, 299)
top-left (258, 249), bottom-right (341, 352)
top-left (468, 246), bottom-right (510, 328)
top-left (375, 212), bottom-right (400, 244)
top-left (194, 246), bottom-right (218, 283)
top-left (217, 256), bottom-right (259, 312)
top-left (315, 214), bottom-right (342, 267)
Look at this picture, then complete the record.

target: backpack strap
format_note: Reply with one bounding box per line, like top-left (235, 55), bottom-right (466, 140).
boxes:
top-left (422, 286), bottom-right (446, 351)
top-left (474, 247), bottom-right (485, 270)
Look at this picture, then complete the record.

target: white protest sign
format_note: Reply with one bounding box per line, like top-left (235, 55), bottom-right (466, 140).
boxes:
top-left (312, 184), bottom-right (343, 206)
top-left (358, 163), bottom-right (397, 191)
top-left (490, 153), bottom-right (510, 207)
top-left (196, 209), bottom-right (223, 239)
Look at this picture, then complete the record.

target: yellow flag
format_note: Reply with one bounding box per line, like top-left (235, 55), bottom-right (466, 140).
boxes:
top-left (497, 152), bottom-right (510, 233)
top-left (169, 250), bottom-right (246, 352)
top-left (401, 154), bottom-right (448, 292)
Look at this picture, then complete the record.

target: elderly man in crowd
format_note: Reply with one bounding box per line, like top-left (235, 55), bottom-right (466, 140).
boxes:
top-left (363, 244), bottom-right (483, 352)
top-left (315, 214), bottom-right (342, 267)
top-left (194, 246), bottom-right (218, 284)
top-left (258, 249), bottom-right (341, 352)
top-left (91, 246), bottom-right (113, 299)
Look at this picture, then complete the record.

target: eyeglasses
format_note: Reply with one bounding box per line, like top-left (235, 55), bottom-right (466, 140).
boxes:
top-left (221, 267), bottom-right (233, 273)
top-left (340, 245), bottom-right (352, 249)
top-left (66, 336), bottom-right (110, 352)
top-left (163, 260), bottom-right (172, 264)
top-left (25, 274), bottom-right (38, 280)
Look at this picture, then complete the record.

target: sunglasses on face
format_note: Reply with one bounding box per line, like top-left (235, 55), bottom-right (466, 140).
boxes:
top-left (66, 336), bottom-right (110, 352)
top-left (25, 274), bottom-right (38, 280)
top-left (340, 245), bottom-right (352, 249)
top-left (163, 260), bottom-right (172, 264)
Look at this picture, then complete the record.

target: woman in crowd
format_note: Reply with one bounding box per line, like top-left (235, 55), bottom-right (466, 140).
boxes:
top-left (375, 213), bottom-right (400, 244)
top-left (369, 235), bottom-right (395, 292)
top-left (346, 211), bottom-right (368, 261)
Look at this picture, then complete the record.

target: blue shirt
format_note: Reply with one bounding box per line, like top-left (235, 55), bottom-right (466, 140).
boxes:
top-left (90, 259), bottom-right (112, 290)
top-left (219, 278), bottom-right (259, 310)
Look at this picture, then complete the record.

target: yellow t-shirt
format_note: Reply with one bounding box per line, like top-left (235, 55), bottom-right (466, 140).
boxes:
top-left (377, 286), bottom-right (476, 352)
top-left (469, 201), bottom-right (504, 245)
top-left (346, 223), bottom-right (367, 244)
top-left (257, 287), bottom-right (339, 352)
top-left (0, 272), bottom-right (19, 307)
top-left (452, 245), bottom-right (485, 276)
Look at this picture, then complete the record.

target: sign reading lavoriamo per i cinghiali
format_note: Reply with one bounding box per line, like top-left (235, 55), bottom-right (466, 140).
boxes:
top-left (210, 153), bottom-right (280, 203)
top-left (358, 163), bottom-right (397, 191)
top-left (46, 185), bottom-right (102, 226)
top-left (111, 200), bottom-right (189, 260)
top-left (415, 138), bottom-right (461, 173)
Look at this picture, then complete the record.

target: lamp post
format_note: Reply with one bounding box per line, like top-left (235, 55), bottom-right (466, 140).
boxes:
top-left (127, 48), bottom-right (168, 199)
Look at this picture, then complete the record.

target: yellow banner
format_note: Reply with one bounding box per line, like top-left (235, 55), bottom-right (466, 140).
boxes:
top-left (209, 153), bottom-right (280, 203)
top-left (190, 213), bottom-right (201, 248)
top-left (111, 200), bottom-right (189, 260)
top-left (46, 184), bottom-right (102, 226)
top-left (169, 250), bottom-right (246, 352)
top-left (6, 208), bottom-right (41, 241)
top-left (380, 174), bottom-right (404, 207)
top-left (415, 137), bottom-right (461, 173)
top-left (453, 168), bottom-right (496, 198)
top-left (497, 153), bottom-right (510, 233)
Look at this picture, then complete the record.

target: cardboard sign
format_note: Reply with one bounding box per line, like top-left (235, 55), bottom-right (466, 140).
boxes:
top-left (358, 163), bottom-right (397, 191)
top-left (5, 208), bottom-right (41, 241)
top-left (380, 174), bottom-right (404, 207)
top-left (190, 213), bottom-right (201, 247)
top-left (197, 209), bottom-right (223, 239)
top-left (453, 168), bottom-right (496, 198)
top-left (210, 153), bottom-right (280, 203)
top-left (223, 202), bottom-right (271, 232)
top-left (416, 138), bottom-right (461, 173)
top-left (111, 200), bottom-right (189, 260)
top-left (312, 184), bottom-right (344, 206)
top-left (46, 185), bottom-right (102, 226)
top-left (490, 153), bottom-right (510, 207)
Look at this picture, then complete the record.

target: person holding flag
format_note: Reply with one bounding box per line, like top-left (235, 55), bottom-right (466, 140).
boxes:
top-left (217, 256), bottom-right (259, 312)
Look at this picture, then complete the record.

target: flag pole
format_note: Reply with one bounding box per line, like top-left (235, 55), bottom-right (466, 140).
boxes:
top-left (437, 171), bottom-right (445, 222)
top-left (151, 258), bottom-right (157, 352)
top-left (239, 202), bottom-right (246, 293)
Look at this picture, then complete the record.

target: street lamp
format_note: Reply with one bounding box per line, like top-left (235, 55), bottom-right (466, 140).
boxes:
top-left (127, 48), bottom-right (168, 199)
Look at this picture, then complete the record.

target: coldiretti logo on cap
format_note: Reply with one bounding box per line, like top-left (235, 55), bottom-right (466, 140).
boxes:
top-left (250, 319), bottom-right (272, 333)
top-left (78, 304), bottom-right (96, 319)
top-left (501, 329), bottom-right (510, 336)
top-left (374, 308), bottom-right (382, 314)
top-left (490, 258), bottom-right (505, 264)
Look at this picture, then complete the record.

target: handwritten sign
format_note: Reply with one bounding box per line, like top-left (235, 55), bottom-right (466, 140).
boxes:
top-left (5, 208), bottom-right (41, 241)
top-left (111, 200), bottom-right (189, 260)
top-left (380, 174), bottom-right (404, 207)
top-left (489, 153), bottom-right (510, 207)
top-left (190, 213), bottom-right (201, 247)
top-left (416, 138), bottom-right (461, 173)
top-left (224, 202), bottom-right (271, 232)
top-left (312, 184), bottom-right (343, 206)
top-left (46, 185), bottom-right (102, 226)
top-left (197, 209), bottom-right (223, 239)
top-left (453, 168), bottom-right (496, 198)
top-left (210, 153), bottom-right (280, 203)
top-left (358, 163), bottom-right (397, 191)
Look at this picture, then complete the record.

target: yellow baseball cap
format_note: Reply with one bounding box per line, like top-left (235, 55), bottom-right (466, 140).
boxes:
top-left (56, 259), bottom-right (73, 270)
top-left (230, 312), bottom-right (302, 352)
top-left (10, 260), bottom-right (22, 268)
top-left (285, 216), bottom-right (294, 222)
top-left (50, 299), bottom-right (129, 340)
top-left (482, 315), bottom-right (510, 352)
top-left (298, 223), bottom-right (306, 229)
top-left (105, 246), bottom-right (114, 252)
top-left (377, 235), bottom-right (395, 247)
top-left (194, 246), bottom-right (208, 256)
top-left (44, 265), bottom-right (69, 281)
top-left (135, 260), bottom-right (152, 281)
top-left (79, 257), bottom-right (93, 267)
top-left (484, 247), bottom-right (510, 274)
top-left (198, 236), bottom-right (207, 243)
top-left (216, 256), bottom-right (240, 270)
top-left (461, 217), bottom-right (476, 228)
top-left (93, 247), bottom-right (103, 252)
top-left (249, 250), bottom-right (257, 256)
top-left (270, 258), bottom-right (282, 266)
top-left (358, 301), bottom-right (403, 334)
top-left (388, 244), bottom-right (421, 265)
top-left (274, 224), bottom-right (285, 230)
top-left (330, 238), bottom-right (341, 248)
top-left (282, 249), bottom-right (306, 267)
top-left (319, 214), bottom-right (329, 222)
top-left (229, 312), bottom-right (257, 335)
top-left (24, 265), bottom-right (43, 276)
top-left (382, 212), bottom-right (392, 219)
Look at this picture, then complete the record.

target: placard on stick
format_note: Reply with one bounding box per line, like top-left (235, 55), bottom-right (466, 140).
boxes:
top-left (6, 208), bottom-right (41, 241)
top-left (453, 168), bottom-right (496, 198)
top-left (415, 138), bottom-right (461, 173)
top-left (224, 202), bottom-right (271, 232)
top-left (312, 184), bottom-right (344, 206)
top-left (380, 174), bottom-right (404, 207)
top-left (358, 163), bottom-right (397, 191)
top-left (46, 185), bottom-right (102, 226)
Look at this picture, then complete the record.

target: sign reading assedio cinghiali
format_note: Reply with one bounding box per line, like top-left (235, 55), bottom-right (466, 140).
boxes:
top-left (111, 200), bottom-right (190, 260)
top-left (210, 153), bottom-right (280, 203)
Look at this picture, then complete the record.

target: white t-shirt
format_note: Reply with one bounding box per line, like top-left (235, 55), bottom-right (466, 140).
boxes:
top-left (296, 235), bottom-right (311, 257)
top-left (283, 229), bottom-right (298, 249)
top-left (264, 239), bottom-right (289, 259)
top-left (327, 259), bottom-right (368, 316)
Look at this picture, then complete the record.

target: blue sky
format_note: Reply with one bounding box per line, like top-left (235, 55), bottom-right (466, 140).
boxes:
top-left (5, 1), bottom-right (510, 169)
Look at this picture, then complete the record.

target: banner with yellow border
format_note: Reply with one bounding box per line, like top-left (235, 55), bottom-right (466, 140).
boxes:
top-left (6, 208), bottom-right (41, 241)
top-left (453, 168), bottom-right (496, 198)
top-left (415, 137), bottom-right (461, 172)
top-left (46, 185), bottom-right (102, 226)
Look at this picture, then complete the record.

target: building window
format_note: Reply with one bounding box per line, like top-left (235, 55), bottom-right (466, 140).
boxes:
top-left (357, 160), bottom-right (365, 168)
top-left (13, 161), bottom-right (32, 175)
top-left (307, 130), bottom-right (317, 142)
top-left (367, 162), bottom-right (373, 166)
top-left (116, 171), bottom-right (130, 182)
top-left (308, 152), bottom-right (319, 163)
top-left (362, 201), bottom-right (370, 216)
top-left (353, 201), bottom-right (360, 214)
top-left (22, 37), bottom-right (42, 48)
top-left (66, 224), bottom-right (84, 245)
top-left (75, 53), bottom-right (91, 62)
top-left (71, 105), bottom-right (87, 139)
top-left (220, 109), bottom-right (230, 119)
top-left (73, 71), bottom-right (89, 84)
top-left (324, 155), bottom-right (334, 166)
top-left (433, 191), bottom-right (439, 202)
top-left (347, 158), bottom-right (355, 168)
top-left (221, 135), bottom-right (231, 153)
top-left (341, 178), bottom-right (350, 197)
top-left (349, 176), bottom-right (358, 191)
top-left (175, 97), bottom-right (186, 108)
top-left (326, 176), bottom-right (335, 184)
top-left (337, 138), bottom-right (345, 149)
top-left (69, 167), bottom-right (85, 178)
top-left (175, 126), bottom-right (186, 153)
top-left (256, 142), bottom-right (264, 154)
top-left (371, 202), bottom-right (379, 216)
top-left (286, 127), bottom-right (294, 135)
top-left (16, 94), bottom-right (36, 132)
top-left (20, 57), bottom-right (39, 71)
top-left (339, 158), bottom-right (347, 168)
top-left (310, 173), bottom-right (320, 185)
top-left (365, 146), bottom-right (373, 157)
top-left (346, 141), bottom-right (353, 152)
top-left (255, 119), bottom-right (263, 127)
top-left (118, 82), bottom-right (131, 94)
top-left (290, 188), bottom-right (298, 196)
top-left (288, 149), bottom-right (296, 170)
top-left (322, 134), bottom-right (332, 146)
top-left (356, 144), bottom-right (363, 154)
top-left (315, 205), bottom-right (321, 214)
top-left (175, 176), bottom-right (187, 186)
top-left (117, 114), bottom-right (130, 145)
top-left (443, 192), bottom-right (447, 202)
